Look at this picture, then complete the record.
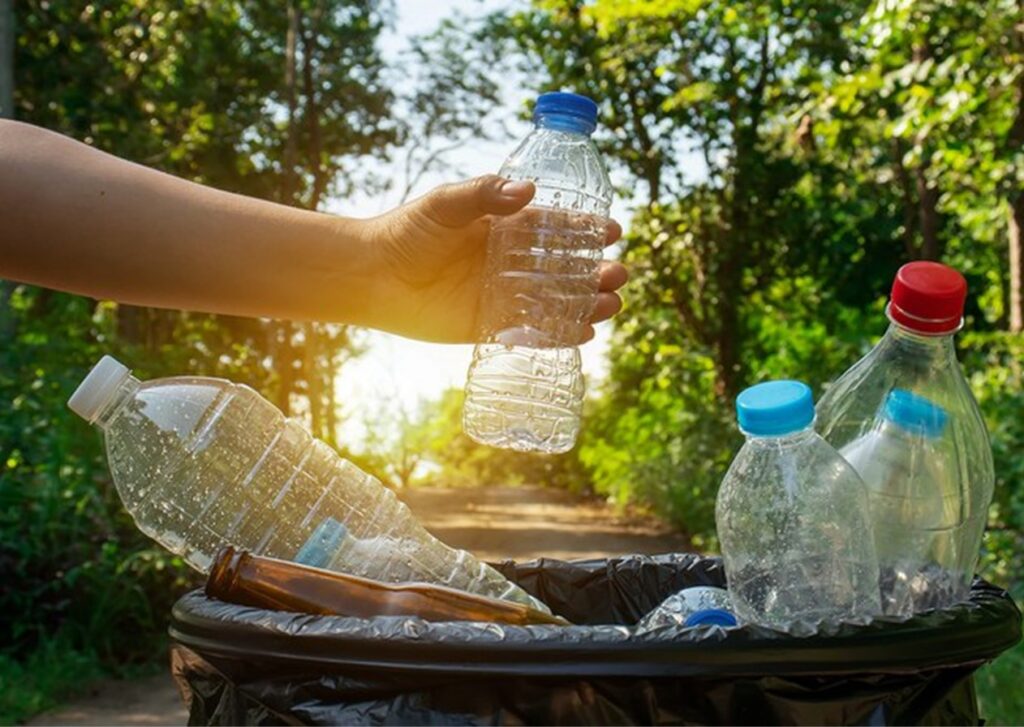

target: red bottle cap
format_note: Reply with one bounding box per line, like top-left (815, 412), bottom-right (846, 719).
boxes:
top-left (888, 262), bottom-right (967, 335)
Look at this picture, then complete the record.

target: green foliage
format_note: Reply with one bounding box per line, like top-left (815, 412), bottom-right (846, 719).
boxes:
top-left (964, 332), bottom-right (1024, 599)
top-left (976, 633), bottom-right (1024, 727)
top-left (0, 291), bottom-right (200, 660)
top-left (0, 634), bottom-right (106, 725)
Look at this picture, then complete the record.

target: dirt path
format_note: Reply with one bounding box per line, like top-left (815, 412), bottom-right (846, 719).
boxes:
top-left (27, 485), bottom-right (687, 726)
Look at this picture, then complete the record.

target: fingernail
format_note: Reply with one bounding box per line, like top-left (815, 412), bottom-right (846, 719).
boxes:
top-left (499, 180), bottom-right (533, 197)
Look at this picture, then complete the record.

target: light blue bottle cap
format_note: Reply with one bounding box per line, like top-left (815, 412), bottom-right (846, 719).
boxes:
top-left (736, 380), bottom-right (814, 436)
top-left (295, 517), bottom-right (347, 569)
top-left (883, 389), bottom-right (948, 438)
top-left (534, 92), bottom-right (598, 135)
top-left (684, 608), bottom-right (739, 628)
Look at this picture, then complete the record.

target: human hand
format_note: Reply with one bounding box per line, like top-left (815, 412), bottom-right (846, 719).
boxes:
top-left (361, 175), bottom-right (626, 343)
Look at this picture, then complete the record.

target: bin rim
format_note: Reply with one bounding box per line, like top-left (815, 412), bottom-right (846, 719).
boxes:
top-left (169, 554), bottom-right (1021, 679)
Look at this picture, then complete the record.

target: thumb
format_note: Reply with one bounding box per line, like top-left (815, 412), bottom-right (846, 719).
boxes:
top-left (417, 175), bottom-right (535, 228)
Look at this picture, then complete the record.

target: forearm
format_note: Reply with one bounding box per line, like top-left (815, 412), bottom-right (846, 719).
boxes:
top-left (0, 120), bottom-right (375, 321)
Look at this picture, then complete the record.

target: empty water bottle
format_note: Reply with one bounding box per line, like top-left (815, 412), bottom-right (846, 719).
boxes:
top-left (463, 92), bottom-right (614, 453)
top-left (636, 586), bottom-right (738, 630)
top-left (716, 381), bottom-right (880, 633)
top-left (817, 262), bottom-right (994, 612)
top-left (68, 356), bottom-right (549, 612)
top-left (839, 390), bottom-right (959, 616)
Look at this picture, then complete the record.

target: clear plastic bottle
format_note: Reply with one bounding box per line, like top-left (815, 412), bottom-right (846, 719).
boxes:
top-left (68, 356), bottom-right (549, 612)
top-left (636, 586), bottom-right (738, 630)
top-left (716, 381), bottom-right (881, 633)
top-left (839, 390), bottom-right (959, 616)
top-left (817, 262), bottom-right (994, 611)
top-left (463, 92), bottom-right (613, 454)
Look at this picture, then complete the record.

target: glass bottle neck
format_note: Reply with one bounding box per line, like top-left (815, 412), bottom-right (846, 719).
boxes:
top-left (95, 375), bottom-right (141, 430)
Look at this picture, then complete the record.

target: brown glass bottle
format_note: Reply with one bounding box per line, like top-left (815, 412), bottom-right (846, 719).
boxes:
top-left (206, 546), bottom-right (569, 626)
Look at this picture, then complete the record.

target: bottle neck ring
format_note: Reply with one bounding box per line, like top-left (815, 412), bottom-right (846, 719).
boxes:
top-left (886, 302), bottom-right (963, 336)
top-left (94, 375), bottom-right (141, 430)
top-left (742, 424), bottom-right (817, 444)
top-left (533, 112), bottom-right (595, 136)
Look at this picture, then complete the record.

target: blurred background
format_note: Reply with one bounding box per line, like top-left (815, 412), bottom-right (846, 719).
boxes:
top-left (1, 0), bottom-right (1022, 723)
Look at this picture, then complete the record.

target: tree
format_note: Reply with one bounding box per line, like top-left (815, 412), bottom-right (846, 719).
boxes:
top-left (394, 14), bottom-right (512, 202)
top-left (815, 0), bottom-right (1024, 328)
top-left (0, 0), bottom-right (12, 119)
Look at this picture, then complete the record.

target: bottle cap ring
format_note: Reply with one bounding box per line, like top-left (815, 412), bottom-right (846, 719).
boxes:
top-left (885, 302), bottom-right (964, 336)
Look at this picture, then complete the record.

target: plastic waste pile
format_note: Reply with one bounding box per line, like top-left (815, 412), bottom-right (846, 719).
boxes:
top-left (67, 89), bottom-right (995, 634)
top-left (648, 261), bottom-right (994, 633)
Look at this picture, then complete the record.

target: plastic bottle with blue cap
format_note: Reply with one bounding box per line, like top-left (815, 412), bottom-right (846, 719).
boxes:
top-left (463, 91), bottom-right (613, 454)
top-left (716, 380), bottom-right (881, 633)
top-left (839, 390), bottom-right (963, 617)
top-left (817, 262), bottom-right (994, 613)
top-left (636, 586), bottom-right (739, 630)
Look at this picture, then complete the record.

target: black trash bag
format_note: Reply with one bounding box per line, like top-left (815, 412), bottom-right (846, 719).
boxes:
top-left (169, 554), bottom-right (1021, 726)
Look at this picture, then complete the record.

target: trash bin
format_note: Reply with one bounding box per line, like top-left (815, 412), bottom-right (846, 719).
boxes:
top-left (169, 553), bottom-right (1021, 726)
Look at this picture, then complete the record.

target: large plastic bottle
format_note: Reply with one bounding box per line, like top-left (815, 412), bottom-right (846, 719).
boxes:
top-left (68, 356), bottom-right (549, 612)
top-left (716, 380), bottom-right (881, 633)
top-left (817, 262), bottom-right (994, 612)
top-left (463, 92), bottom-right (613, 454)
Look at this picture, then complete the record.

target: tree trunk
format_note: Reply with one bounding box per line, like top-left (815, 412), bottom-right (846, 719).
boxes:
top-left (1010, 194), bottom-right (1024, 334)
top-left (1008, 7), bottom-right (1024, 333)
top-left (272, 4), bottom-right (301, 416)
top-left (304, 322), bottom-right (323, 438)
top-left (908, 42), bottom-right (942, 261)
top-left (0, 0), bottom-right (14, 339)
top-left (0, 0), bottom-right (13, 119)
top-left (891, 138), bottom-right (919, 258)
top-left (302, 2), bottom-right (328, 211)
top-left (325, 340), bottom-right (339, 448)
top-left (281, 2), bottom-right (300, 206)
top-left (914, 163), bottom-right (941, 260)
top-left (275, 323), bottom-right (296, 415)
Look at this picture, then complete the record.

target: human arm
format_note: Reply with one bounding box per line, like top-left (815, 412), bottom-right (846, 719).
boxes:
top-left (0, 120), bottom-right (625, 342)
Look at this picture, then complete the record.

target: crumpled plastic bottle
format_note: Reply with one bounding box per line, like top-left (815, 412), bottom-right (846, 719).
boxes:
top-left (636, 586), bottom-right (738, 630)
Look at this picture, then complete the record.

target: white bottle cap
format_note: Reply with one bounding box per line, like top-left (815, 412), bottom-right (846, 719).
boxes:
top-left (68, 355), bottom-right (131, 423)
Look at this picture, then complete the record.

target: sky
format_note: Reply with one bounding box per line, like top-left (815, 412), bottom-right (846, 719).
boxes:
top-left (329, 0), bottom-right (631, 449)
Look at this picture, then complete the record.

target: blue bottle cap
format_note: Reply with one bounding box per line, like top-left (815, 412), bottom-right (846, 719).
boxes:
top-left (735, 380), bottom-right (814, 436)
top-left (883, 389), bottom-right (948, 438)
top-left (683, 608), bottom-right (739, 628)
top-left (534, 92), bottom-right (598, 136)
top-left (295, 517), bottom-right (347, 569)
